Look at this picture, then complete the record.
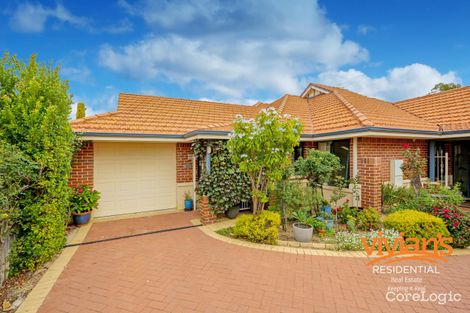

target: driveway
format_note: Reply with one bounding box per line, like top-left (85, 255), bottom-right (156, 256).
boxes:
top-left (38, 212), bottom-right (469, 313)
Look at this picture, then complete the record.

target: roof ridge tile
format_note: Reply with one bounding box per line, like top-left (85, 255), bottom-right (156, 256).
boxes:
top-left (333, 91), bottom-right (374, 127)
top-left (277, 94), bottom-right (289, 113)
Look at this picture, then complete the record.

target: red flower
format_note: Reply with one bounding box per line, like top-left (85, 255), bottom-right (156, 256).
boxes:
top-left (442, 208), bottom-right (450, 213)
top-left (78, 189), bottom-right (83, 193)
top-left (453, 213), bottom-right (459, 218)
top-left (403, 144), bottom-right (410, 149)
top-left (443, 213), bottom-right (449, 219)
top-left (453, 221), bottom-right (460, 228)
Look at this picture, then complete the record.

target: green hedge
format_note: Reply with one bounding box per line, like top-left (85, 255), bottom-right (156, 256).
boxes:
top-left (0, 53), bottom-right (74, 275)
top-left (383, 210), bottom-right (450, 240)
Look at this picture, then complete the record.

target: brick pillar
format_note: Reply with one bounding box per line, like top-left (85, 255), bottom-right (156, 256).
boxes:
top-left (199, 196), bottom-right (216, 225)
top-left (302, 141), bottom-right (317, 157)
top-left (359, 157), bottom-right (382, 209)
top-left (70, 141), bottom-right (94, 187)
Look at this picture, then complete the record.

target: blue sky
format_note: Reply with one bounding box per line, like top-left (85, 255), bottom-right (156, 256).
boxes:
top-left (1, 0), bottom-right (469, 116)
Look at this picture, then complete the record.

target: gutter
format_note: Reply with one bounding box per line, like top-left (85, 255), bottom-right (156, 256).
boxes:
top-left (76, 126), bottom-right (470, 141)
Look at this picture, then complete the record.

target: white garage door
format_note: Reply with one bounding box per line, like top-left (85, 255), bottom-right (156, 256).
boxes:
top-left (94, 142), bottom-right (177, 217)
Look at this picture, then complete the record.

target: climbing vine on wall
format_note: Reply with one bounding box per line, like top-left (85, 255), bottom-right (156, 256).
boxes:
top-left (194, 140), bottom-right (251, 214)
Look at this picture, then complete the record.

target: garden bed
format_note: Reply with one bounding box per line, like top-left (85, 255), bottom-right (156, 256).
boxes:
top-left (216, 224), bottom-right (338, 249)
top-left (0, 224), bottom-right (80, 312)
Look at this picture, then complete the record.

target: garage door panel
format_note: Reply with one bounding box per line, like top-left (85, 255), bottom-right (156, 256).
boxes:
top-left (94, 142), bottom-right (177, 217)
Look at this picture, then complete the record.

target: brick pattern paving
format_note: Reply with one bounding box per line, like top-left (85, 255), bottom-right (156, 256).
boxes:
top-left (39, 212), bottom-right (470, 313)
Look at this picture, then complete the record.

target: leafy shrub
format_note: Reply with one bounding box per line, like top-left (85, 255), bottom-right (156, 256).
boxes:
top-left (382, 183), bottom-right (464, 214)
top-left (431, 207), bottom-right (470, 248)
top-left (356, 208), bottom-right (381, 230)
top-left (383, 210), bottom-right (450, 240)
top-left (1, 54), bottom-right (75, 275)
top-left (232, 211), bottom-right (281, 244)
top-left (381, 184), bottom-right (415, 210)
top-left (0, 142), bottom-right (38, 237)
top-left (346, 217), bottom-right (357, 232)
top-left (338, 205), bottom-right (359, 224)
top-left (70, 184), bottom-right (100, 214)
top-left (195, 140), bottom-right (251, 214)
top-left (335, 228), bottom-right (402, 251)
top-left (270, 179), bottom-right (317, 216)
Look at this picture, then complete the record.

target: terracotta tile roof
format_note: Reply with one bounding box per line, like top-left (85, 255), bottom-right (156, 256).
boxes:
top-left (71, 93), bottom-right (257, 135)
top-left (71, 84), bottom-right (470, 137)
top-left (395, 86), bottom-right (470, 131)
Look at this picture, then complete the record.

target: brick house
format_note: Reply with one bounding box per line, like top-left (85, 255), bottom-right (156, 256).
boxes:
top-left (70, 83), bottom-right (470, 218)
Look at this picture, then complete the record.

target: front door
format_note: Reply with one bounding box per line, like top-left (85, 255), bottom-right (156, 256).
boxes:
top-left (454, 141), bottom-right (470, 198)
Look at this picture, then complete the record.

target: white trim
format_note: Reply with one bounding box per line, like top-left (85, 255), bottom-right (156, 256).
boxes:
top-left (304, 131), bottom-right (442, 141)
top-left (81, 136), bottom-right (183, 142)
top-left (352, 137), bottom-right (358, 177)
top-left (300, 85), bottom-right (331, 98)
top-left (81, 129), bottom-right (468, 143)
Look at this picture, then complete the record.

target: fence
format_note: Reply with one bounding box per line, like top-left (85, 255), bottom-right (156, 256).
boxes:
top-left (0, 234), bottom-right (13, 285)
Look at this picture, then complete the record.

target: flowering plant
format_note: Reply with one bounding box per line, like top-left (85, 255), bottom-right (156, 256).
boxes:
top-left (227, 107), bottom-right (303, 214)
top-left (432, 207), bottom-right (470, 248)
top-left (70, 184), bottom-right (100, 214)
top-left (401, 145), bottom-right (425, 191)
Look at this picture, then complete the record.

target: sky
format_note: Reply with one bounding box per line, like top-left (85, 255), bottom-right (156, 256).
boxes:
top-left (1, 0), bottom-right (469, 116)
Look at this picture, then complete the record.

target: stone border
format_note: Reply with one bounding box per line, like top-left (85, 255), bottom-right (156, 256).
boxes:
top-left (192, 218), bottom-right (470, 258)
top-left (16, 223), bottom-right (92, 313)
top-left (191, 218), bottom-right (369, 257)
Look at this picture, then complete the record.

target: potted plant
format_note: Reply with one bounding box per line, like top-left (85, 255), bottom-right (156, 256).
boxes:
top-left (184, 191), bottom-right (193, 211)
top-left (226, 204), bottom-right (240, 219)
top-left (70, 184), bottom-right (100, 225)
top-left (291, 209), bottom-right (314, 242)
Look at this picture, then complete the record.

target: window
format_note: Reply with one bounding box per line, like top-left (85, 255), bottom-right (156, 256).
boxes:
top-left (329, 140), bottom-right (350, 181)
top-left (293, 144), bottom-right (303, 161)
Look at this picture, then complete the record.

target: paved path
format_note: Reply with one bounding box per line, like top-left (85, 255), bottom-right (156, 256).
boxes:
top-left (38, 212), bottom-right (470, 313)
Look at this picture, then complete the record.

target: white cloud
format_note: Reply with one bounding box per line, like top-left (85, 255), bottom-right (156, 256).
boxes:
top-left (103, 0), bottom-right (368, 98)
top-left (61, 66), bottom-right (92, 83)
top-left (357, 24), bottom-right (375, 35)
top-left (317, 64), bottom-right (461, 101)
top-left (9, 2), bottom-right (90, 32)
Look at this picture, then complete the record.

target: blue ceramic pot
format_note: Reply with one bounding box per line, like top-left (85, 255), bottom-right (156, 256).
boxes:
top-left (73, 212), bottom-right (91, 225)
top-left (321, 205), bottom-right (332, 214)
top-left (316, 216), bottom-right (334, 229)
top-left (184, 199), bottom-right (193, 211)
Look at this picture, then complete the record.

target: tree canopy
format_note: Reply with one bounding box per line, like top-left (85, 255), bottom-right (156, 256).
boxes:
top-left (227, 108), bottom-right (302, 214)
top-left (431, 83), bottom-right (462, 93)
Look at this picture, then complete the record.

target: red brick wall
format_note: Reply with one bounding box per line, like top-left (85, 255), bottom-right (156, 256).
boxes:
top-left (357, 137), bottom-right (429, 208)
top-left (70, 141), bottom-right (93, 187)
top-left (177, 143), bottom-right (193, 183)
top-left (302, 141), bottom-right (318, 157)
top-left (357, 138), bottom-right (428, 183)
top-left (358, 157), bottom-right (382, 209)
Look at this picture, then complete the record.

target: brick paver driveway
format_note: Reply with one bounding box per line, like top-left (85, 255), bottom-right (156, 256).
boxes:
top-left (39, 212), bottom-right (469, 313)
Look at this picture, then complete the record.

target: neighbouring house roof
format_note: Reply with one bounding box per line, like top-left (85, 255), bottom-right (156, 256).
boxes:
top-left (71, 83), bottom-right (470, 140)
top-left (395, 86), bottom-right (470, 131)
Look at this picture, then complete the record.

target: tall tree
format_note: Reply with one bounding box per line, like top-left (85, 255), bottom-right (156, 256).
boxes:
top-left (76, 102), bottom-right (86, 119)
top-left (227, 108), bottom-right (303, 214)
top-left (431, 83), bottom-right (462, 93)
top-left (0, 53), bottom-right (75, 274)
